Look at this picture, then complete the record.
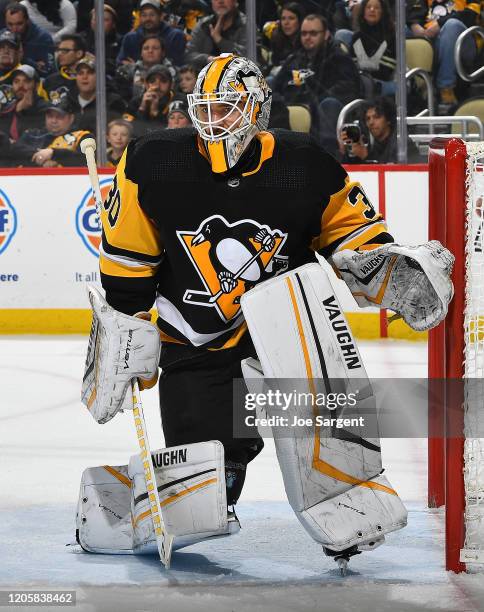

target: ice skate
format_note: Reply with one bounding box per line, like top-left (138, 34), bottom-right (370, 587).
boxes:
top-left (323, 545), bottom-right (361, 576)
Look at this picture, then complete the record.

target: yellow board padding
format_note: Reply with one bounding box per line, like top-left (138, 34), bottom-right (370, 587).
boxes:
top-left (0, 309), bottom-right (94, 334)
top-left (0, 309), bottom-right (427, 340)
top-left (345, 312), bottom-right (427, 341)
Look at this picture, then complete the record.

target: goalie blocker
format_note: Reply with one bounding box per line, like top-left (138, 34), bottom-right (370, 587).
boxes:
top-left (240, 263), bottom-right (408, 557)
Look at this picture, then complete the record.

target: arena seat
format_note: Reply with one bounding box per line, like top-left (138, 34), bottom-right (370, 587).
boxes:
top-left (405, 38), bottom-right (434, 72)
top-left (287, 105), bottom-right (311, 133)
top-left (452, 97), bottom-right (484, 134)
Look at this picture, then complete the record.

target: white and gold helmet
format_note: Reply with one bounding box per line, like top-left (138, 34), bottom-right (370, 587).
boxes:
top-left (187, 54), bottom-right (272, 173)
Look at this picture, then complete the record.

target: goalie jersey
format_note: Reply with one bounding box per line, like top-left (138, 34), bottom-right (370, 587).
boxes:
top-left (100, 128), bottom-right (392, 349)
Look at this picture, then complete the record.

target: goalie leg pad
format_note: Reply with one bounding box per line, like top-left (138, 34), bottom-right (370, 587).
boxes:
top-left (241, 263), bottom-right (407, 550)
top-left (241, 262), bottom-right (370, 381)
top-left (81, 285), bottom-right (161, 424)
top-left (76, 465), bottom-right (133, 554)
top-left (76, 441), bottom-right (236, 554)
top-left (301, 473), bottom-right (406, 551)
top-left (129, 440), bottom-right (231, 553)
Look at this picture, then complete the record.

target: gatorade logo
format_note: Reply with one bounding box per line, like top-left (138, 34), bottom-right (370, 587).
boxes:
top-left (0, 189), bottom-right (17, 255)
top-left (75, 178), bottom-right (113, 257)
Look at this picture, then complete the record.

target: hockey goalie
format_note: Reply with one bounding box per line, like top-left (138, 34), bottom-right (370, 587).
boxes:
top-left (77, 54), bottom-right (454, 573)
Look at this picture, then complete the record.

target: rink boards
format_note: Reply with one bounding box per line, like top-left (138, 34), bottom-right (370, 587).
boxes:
top-left (0, 165), bottom-right (428, 338)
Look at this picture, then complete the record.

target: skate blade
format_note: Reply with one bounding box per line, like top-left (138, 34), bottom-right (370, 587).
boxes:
top-left (337, 557), bottom-right (348, 576)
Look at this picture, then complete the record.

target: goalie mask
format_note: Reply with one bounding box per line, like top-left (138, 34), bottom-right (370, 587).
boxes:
top-left (187, 54), bottom-right (272, 173)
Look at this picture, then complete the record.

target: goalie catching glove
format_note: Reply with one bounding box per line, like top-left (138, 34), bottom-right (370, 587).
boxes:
top-left (81, 285), bottom-right (161, 424)
top-left (332, 240), bottom-right (454, 331)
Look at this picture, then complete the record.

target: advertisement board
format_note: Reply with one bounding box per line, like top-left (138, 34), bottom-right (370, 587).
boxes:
top-left (0, 166), bottom-right (428, 337)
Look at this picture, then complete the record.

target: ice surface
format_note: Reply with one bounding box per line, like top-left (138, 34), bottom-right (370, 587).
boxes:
top-left (1, 337), bottom-right (483, 612)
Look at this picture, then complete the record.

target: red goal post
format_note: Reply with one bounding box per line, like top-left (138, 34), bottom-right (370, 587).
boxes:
top-left (428, 138), bottom-right (484, 573)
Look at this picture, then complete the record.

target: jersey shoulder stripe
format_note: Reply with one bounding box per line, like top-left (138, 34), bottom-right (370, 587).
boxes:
top-left (101, 232), bottom-right (162, 265)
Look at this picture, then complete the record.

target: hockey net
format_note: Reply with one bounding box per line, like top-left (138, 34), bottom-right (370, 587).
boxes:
top-left (428, 138), bottom-right (484, 573)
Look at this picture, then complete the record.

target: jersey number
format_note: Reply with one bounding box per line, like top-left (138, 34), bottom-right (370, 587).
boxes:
top-left (348, 186), bottom-right (377, 220)
top-left (104, 175), bottom-right (121, 228)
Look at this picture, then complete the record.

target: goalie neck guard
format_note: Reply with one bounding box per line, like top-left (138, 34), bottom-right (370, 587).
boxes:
top-left (187, 54), bottom-right (272, 174)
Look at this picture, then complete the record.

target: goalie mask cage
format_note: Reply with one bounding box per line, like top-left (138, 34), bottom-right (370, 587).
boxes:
top-left (428, 138), bottom-right (484, 573)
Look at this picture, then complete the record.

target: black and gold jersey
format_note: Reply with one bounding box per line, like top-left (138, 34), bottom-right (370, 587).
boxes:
top-left (100, 128), bottom-right (392, 349)
top-left (43, 66), bottom-right (77, 104)
top-left (0, 65), bottom-right (48, 110)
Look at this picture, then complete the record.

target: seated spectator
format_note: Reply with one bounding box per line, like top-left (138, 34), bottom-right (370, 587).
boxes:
top-left (44, 33), bottom-right (86, 102)
top-left (338, 97), bottom-right (420, 163)
top-left (0, 30), bottom-right (23, 109)
top-left (163, 0), bottom-right (209, 37)
top-left (0, 64), bottom-right (47, 141)
top-left (268, 2), bottom-right (304, 69)
top-left (350, 0), bottom-right (396, 97)
top-left (20, 0), bottom-right (77, 44)
top-left (128, 63), bottom-right (174, 133)
top-left (117, 0), bottom-right (186, 67)
top-left (106, 118), bottom-right (133, 166)
top-left (185, 0), bottom-right (247, 71)
top-left (167, 96), bottom-right (192, 128)
top-left (69, 56), bottom-right (126, 133)
top-left (273, 13), bottom-right (361, 154)
top-left (7, 96), bottom-right (93, 166)
top-left (81, 4), bottom-right (122, 77)
top-left (5, 2), bottom-right (55, 77)
top-left (406, 0), bottom-right (480, 108)
top-left (176, 63), bottom-right (197, 95)
top-left (116, 34), bottom-right (176, 102)
top-left (0, 30), bottom-right (49, 105)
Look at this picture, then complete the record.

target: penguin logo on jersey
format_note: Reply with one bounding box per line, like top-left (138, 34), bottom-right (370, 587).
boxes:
top-left (0, 85), bottom-right (14, 110)
top-left (178, 215), bottom-right (289, 322)
top-left (75, 178), bottom-right (113, 257)
top-left (0, 189), bottom-right (17, 255)
top-left (289, 69), bottom-right (315, 86)
top-left (49, 87), bottom-right (70, 104)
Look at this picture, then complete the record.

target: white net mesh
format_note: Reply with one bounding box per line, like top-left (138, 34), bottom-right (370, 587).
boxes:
top-left (463, 141), bottom-right (484, 569)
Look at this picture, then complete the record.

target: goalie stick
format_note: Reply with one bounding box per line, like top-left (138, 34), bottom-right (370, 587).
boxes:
top-left (81, 138), bottom-right (174, 568)
top-left (131, 379), bottom-right (174, 566)
top-left (80, 138), bottom-right (103, 216)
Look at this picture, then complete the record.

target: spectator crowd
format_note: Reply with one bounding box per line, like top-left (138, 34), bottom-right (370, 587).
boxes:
top-left (0, 0), bottom-right (481, 167)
